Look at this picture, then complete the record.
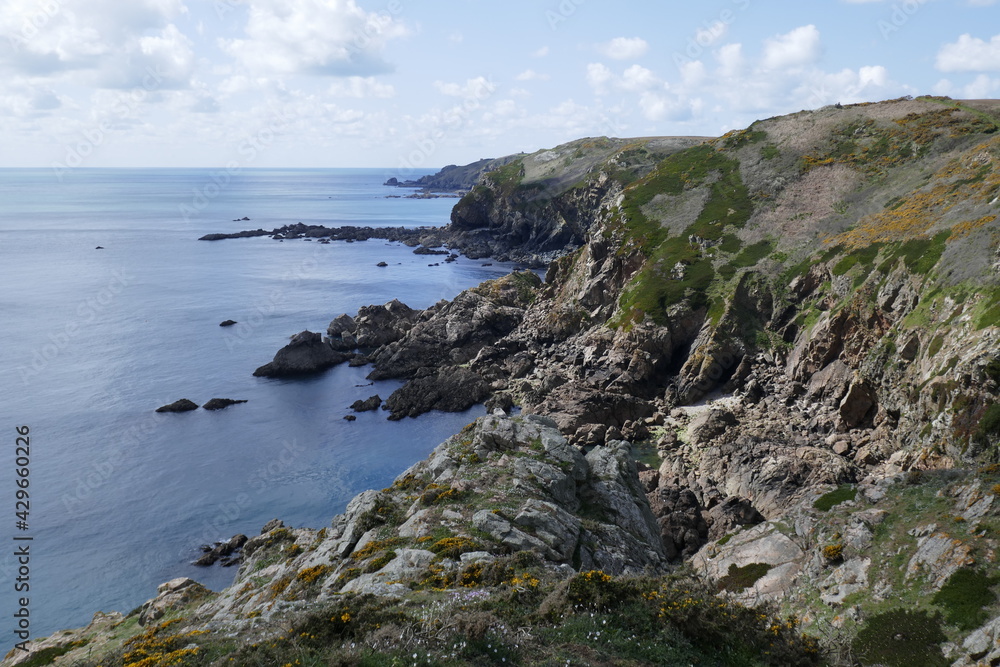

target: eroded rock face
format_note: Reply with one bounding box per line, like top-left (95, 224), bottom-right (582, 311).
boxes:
top-left (253, 330), bottom-right (348, 378)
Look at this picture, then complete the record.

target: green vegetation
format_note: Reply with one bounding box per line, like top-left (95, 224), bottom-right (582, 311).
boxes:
top-left (813, 485), bottom-right (857, 511)
top-left (852, 609), bottom-right (948, 667)
top-left (987, 357), bottom-right (1000, 384)
top-left (974, 286), bottom-right (1000, 330)
top-left (730, 240), bottom-right (774, 270)
top-left (932, 568), bottom-right (998, 630)
top-left (613, 143), bottom-right (753, 325)
top-left (928, 334), bottom-right (945, 357)
top-left (975, 403), bottom-right (1000, 445)
top-left (885, 229), bottom-right (951, 274)
top-left (74, 570), bottom-right (822, 667)
top-left (717, 562), bottom-right (772, 592)
top-left (488, 160), bottom-right (526, 195)
top-left (831, 241), bottom-right (885, 277)
top-left (18, 642), bottom-right (88, 667)
top-left (722, 128), bottom-right (767, 150)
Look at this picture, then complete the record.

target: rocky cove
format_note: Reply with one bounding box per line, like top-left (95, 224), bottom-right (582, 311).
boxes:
top-left (8, 97), bottom-right (1000, 666)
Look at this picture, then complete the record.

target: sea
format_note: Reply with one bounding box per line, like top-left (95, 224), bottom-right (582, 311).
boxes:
top-left (0, 168), bottom-right (522, 651)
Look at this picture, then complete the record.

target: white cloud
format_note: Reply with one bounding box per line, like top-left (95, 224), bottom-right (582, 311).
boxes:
top-left (328, 76), bottom-right (395, 98)
top-left (532, 46), bottom-right (550, 58)
top-left (620, 64), bottom-right (660, 92)
top-left (762, 25), bottom-right (821, 70)
top-left (936, 34), bottom-right (1000, 72)
top-left (0, 0), bottom-right (189, 80)
top-left (638, 91), bottom-right (690, 121)
top-left (599, 37), bottom-right (648, 60)
top-left (586, 62), bottom-right (613, 94)
top-left (716, 43), bottom-right (744, 78)
top-left (434, 77), bottom-right (496, 100)
top-left (221, 0), bottom-right (407, 77)
top-left (964, 73), bottom-right (1000, 97)
top-left (516, 69), bottom-right (549, 82)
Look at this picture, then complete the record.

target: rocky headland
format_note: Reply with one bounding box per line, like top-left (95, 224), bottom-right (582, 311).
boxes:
top-left (10, 97), bottom-right (1000, 666)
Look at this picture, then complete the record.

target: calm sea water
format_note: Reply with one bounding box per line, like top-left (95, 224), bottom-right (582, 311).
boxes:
top-left (0, 168), bottom-right (517, 649)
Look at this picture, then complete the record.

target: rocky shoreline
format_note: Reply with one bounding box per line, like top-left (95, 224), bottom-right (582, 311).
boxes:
top-left (8, 98), bottom-right (1000, 666)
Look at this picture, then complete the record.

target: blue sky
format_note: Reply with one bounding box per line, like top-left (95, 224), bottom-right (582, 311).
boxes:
top-left (1, 0), bottom-right (999, 170)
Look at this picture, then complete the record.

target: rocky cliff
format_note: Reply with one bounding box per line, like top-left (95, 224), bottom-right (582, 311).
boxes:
top-left (10, 97), bottom-right (1000, 666)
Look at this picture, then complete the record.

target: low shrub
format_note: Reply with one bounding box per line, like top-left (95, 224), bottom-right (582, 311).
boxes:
top-left (852, 609), bottom-right (948, 667)
top-left (932, 568), bottom-right (998, 630)
top-left (822, 543), bottom-right (844, 563)
top-left (717, 562), bottom-right (772, 592)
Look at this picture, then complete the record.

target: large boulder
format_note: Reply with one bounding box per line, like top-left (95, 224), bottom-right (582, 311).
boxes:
top-left (253, 331), bottom-right (348, 378)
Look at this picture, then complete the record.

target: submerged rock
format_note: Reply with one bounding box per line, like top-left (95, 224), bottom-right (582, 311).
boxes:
top-left (219, 320), bottom-right (237, 327)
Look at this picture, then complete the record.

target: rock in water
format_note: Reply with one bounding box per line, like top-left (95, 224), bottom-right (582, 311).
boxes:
top-left (384, 367), bottom-right (490, 419)
top-left (156, 399), bottom-right (199, 413)
top-left (253, 330), bottom-right (348, 378)
top-left (202, 398), bottom-right (248, 411)
top-left (351, 395), bottom-right (382, 412)
top-left (193, 534), bottom-right (248, 566)
top-left (219, 320), bottom-right (237, 327)
top-left (376, 261), bottom-right (388, 267)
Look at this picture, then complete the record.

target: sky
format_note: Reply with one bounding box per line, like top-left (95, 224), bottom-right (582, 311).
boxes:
top-left (1, 0), bottom-right (999, 171)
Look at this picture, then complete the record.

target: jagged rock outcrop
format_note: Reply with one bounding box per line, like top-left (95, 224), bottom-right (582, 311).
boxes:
top-left (135, 578), bottom-right (211, 626)
top-left (253, 330), bottom-right (349, 377)
top-left (186, 414), bottom-right (665, 625)
top-left (383, 366), bottom-right (490, 419)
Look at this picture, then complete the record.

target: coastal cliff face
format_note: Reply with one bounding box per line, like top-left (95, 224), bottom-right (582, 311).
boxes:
top-left (10, 97), bottom-right (1000, 665)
